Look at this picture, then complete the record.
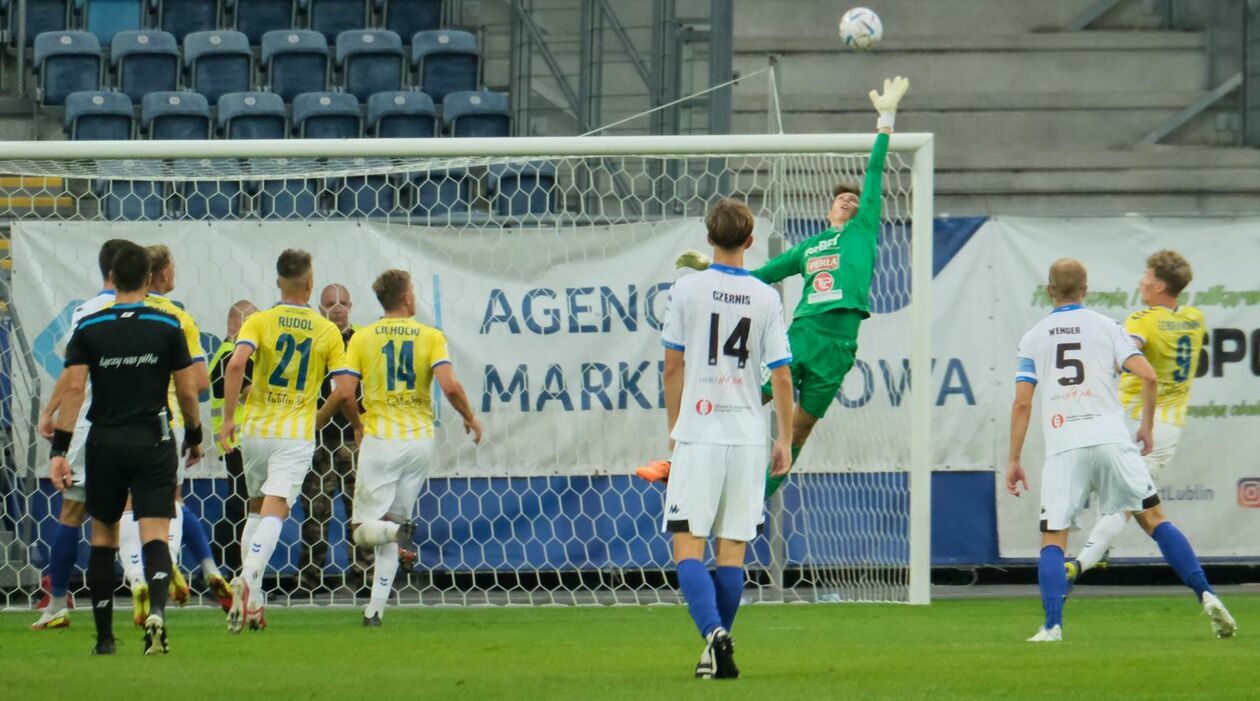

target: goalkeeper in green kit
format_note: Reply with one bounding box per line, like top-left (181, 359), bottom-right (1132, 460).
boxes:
top-left (638, 76), bottom-right (909, 498)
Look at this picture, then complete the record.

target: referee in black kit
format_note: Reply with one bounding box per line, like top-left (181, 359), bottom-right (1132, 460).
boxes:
top-left (47, 241), bottom-right (205, 656)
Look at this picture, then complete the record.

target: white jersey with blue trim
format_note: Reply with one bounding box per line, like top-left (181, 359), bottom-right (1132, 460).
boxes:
top-left (661, 264), bottom-right (792, 446)
top-left (69, 290), bottom-right (117, 430)
top-left (1015, 304), bottom-right (1143, 456)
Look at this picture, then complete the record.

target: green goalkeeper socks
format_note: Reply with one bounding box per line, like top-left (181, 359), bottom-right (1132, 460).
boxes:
top-left (763, 445), bottom-right (802, 499)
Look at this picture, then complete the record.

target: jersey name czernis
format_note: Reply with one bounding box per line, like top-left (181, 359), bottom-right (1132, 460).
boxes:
top-left (661, 265), bottom-right (792, 446)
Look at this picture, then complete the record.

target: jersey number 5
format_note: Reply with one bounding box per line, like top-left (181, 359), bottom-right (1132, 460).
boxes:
top-left (708, 313), bottom-right (751, 369)
top-left (268, 333), bottom-right (313, 390)
top-left (1055, 342), bottom-right (1084, 387)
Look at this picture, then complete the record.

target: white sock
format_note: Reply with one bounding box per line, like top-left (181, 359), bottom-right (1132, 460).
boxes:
top-left (239, 513), bottom-right (261, 576)
top-left (169, 504), bottom-right (185, 565)
top-left (118, 511), bottom-right (146, 587)
top-left (202, 558), bottom-right (220, 577)
top-left (1078, 512), bottom-right (1130, 571)
top-left (242, 516), bottom-right (284, 600)
top-left (353, 520), bottom-right (400, 547)
top-left (368, 543), bottom-right (400, 617)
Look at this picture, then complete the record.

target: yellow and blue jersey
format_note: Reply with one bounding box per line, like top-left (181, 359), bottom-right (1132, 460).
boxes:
top-left (1118, 305), bottom-right (1205, 427)
top-left (336, 317), bottom-right (449, 440)
top-left (237, 303), bottom-right (346, 441)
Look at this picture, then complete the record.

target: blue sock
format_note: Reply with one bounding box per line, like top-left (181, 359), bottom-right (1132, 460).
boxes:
top-left (181, 504), bottom-right (215, 568)
top-left (48, 523), bottom-right (81, 599)
top-left (1038, 545), bottom-right (1067, 629)
top-left (1152, 521), bottom-right (1213, 601)
top-left (713, 567), bottom-right (744, 632)
top-left (677, 559), bottom-right (722, 639)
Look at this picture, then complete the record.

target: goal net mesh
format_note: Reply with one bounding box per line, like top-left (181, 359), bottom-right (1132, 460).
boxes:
top-left (0, 139), bottom-right (922, 609)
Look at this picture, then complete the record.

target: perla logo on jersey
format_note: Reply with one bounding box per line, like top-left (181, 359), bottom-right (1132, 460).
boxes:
top-left (804, 233), bottom-right (842, 257)
top-left (807, 254), bottom-right (839, 274)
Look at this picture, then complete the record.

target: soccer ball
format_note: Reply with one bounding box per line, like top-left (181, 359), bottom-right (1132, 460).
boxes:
top-left (839, 7), bottom-right (883, 50)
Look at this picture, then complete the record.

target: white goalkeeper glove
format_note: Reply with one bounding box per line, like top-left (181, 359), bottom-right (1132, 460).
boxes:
top-left (675, 250), bottom-right (712, 271)
top-left (869, 76), bottom-right (909, 131)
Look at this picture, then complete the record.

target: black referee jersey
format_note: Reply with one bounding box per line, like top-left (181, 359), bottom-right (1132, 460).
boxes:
top-left (64, 301), bottom-right (193, 522)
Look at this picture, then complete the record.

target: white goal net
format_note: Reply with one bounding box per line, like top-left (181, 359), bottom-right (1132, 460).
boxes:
top-left (0, 133), bottom-right (932, 609)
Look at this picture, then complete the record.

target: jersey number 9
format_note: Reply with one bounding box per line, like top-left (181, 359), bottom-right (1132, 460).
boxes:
top-left (1173, 334), bottom-right (1193, 382)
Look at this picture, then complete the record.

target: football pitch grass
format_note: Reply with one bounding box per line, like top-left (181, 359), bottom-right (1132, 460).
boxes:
top-left (4, 594), bottom-right (1259, 700)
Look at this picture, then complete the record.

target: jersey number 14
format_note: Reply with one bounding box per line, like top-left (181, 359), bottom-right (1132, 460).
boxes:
top-left (381, 340), bottom-right (417, 391)
top-left (708, 313), bottom-right (751, 369)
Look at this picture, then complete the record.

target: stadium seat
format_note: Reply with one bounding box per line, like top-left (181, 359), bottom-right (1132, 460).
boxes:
top-left (487, 161), bottom-right (557, 217)
top-left (258, 175), bottom-right (319, 219)
top-left (336, 29), bottom-right (404, 102)
top-left (217, 91), bottom-right (286, 139)
top-left (6, 0), bottom-right (68, 47)
top-left (411, 29), bottom-right (477, 103)
top-left (81, 0), bottom-right (144, 44)
top-left (34, 31), bottom-right (102, 106)
top-left (141, 91), bottom-right (211, 139)
top-left (336, 167), bottom-right (394, 218)
top-left (410, 168), bottom-right (468, 217)
top-left (366, 90), bottom-right (435, 137)
top-left (261, 30), bottom-right (329, 103)
top-left (111, 30), bottom-right (179, 102)
top-left (380, 0), bottom-right (441, 44)
top-left (293, 91), bottom-right (361, 138)
top-left (158, 0), bottom-right (220, 41)
top-left (442, 90), bottom-right (509, 137)
top-left (226, 0), bottom-right (295, 44)
top-left (184, 30), bottom-right (252, 105)
top-left (64, 90), bottom-right (132, 140)
top-left (307, 0), bottom-right (369, 44)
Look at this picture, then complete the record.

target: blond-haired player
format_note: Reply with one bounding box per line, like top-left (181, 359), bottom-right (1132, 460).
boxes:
top-left (1068, 251), bottom-right (1208, 580)
top-left (220, 249), bottom-right (347, 633)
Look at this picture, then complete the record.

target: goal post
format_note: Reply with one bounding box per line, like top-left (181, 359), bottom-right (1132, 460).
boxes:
top-left (0, 132), bottom-right (933, 608)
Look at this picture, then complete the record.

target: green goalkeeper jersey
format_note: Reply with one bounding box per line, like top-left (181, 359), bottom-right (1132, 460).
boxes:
top-left (751, 131), bottom-right (889, 321)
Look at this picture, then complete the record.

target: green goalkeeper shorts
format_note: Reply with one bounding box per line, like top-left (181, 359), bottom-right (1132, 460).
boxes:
top-left (761, 310), bottom-right (860, 420)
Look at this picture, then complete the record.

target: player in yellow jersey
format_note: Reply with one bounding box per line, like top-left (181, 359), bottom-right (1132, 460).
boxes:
top-left (1069, 250), bottom-right (1207, 581)
top-left (317, 269), bottom-right (481, 627)
top-left (219, 249), bottom-right (347, 633)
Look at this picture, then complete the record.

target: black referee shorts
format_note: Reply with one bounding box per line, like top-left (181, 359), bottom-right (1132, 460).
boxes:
top-left (84, 423), bottom-right (178, 524)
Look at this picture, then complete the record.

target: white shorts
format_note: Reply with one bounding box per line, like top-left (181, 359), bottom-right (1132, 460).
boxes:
top-left (1123, 415), bottom-right (1182, 481)
top-left (1040, 442), bottom-right (1159, 532)
top-left (352, 436), bottom-right (435, 522)
top-left (240, 436), bottom-right (315, 505)
top-left (662, 442), bottom-right (766, 542)
top-left (63, 423), bottom-right (90, 503)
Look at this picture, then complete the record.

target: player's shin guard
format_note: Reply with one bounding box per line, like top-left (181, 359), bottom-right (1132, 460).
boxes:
top-left (764, 445), bottom-right (802, 499)
top-left (353, 520), bottom-right (399, 547)
top-left (242, 516), bottom-right (283, 595)
top-left (1077, 512), bottom-right (1127, 572)
top-left (369, 543), bottom-right (400, 616)
top-left (1038, 545), bottom-right (1067, 629)
top-left (713, 567), bottom-right (744, 632)
top-left (677, 559), bottom-right (722, 639)
top-left (1151, 522), bottom-right (1214, 602)
top-left (180, 504), bottom-right (218, 575)
top-left (168, 505), bottom-right (184, 563)
top-left (143, 540), bottom-right (172, 618)
top-left (118, 511), bottom-right (146, 587)
top-left (48, 522), bottom-right (81, 600)
top-left (239, 513), bottom-right (261, 573)
top-left (87, 546), bottom-right (118, 643)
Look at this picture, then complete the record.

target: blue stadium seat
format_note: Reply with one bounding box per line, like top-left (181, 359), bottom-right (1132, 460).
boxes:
top-left (411, 29), bottom-right (477, 103)
top-left (217, 91), bottom-right (287, 138)
top-left (410, 168), bottom-right (468, 217)
top-left (258, 175), bottom-right (319, 219)
top-left (184, 30), bottom-right (252, 105)
top-left (101, 179), bottom-right (163, 220)
top-left (336, 167), bottom-right (394, 217)
top-left (380, 0), bottom-right (441, 44)
top-left (141, 91), bottom-right (210, 139)
top-left (442, 90), bottom-right (509, 137)
top-left (226, 0), bottom-right (295, 44)
top-left (307, 0), bottom-right (369, 43)
top-left (64, 90), bottom-right (132, 140)
top-left (158, 0), bottom-right (220, 41)
top-left (261, 29), bottom-right (328, 103)
top-left (34, 31), bottom-right (101, 106)
top-left (366, 90), bottom-right (435, 137)
top-left (293, 91), bottom-right (361, 138)
top-left (111, 30), bottom-right (179, 102)
top-left (487, 161), bottom-right (557, 217)
top-left (336, 29), bottom-right (403, 102)
top-left (81, 0), bottom-right (144, 44)
top-left (6, 0), bottom-right (68, 47)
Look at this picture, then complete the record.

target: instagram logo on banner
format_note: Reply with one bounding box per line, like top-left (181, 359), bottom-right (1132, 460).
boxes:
top-left (1237, 479), bottom-right (1260, 507)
